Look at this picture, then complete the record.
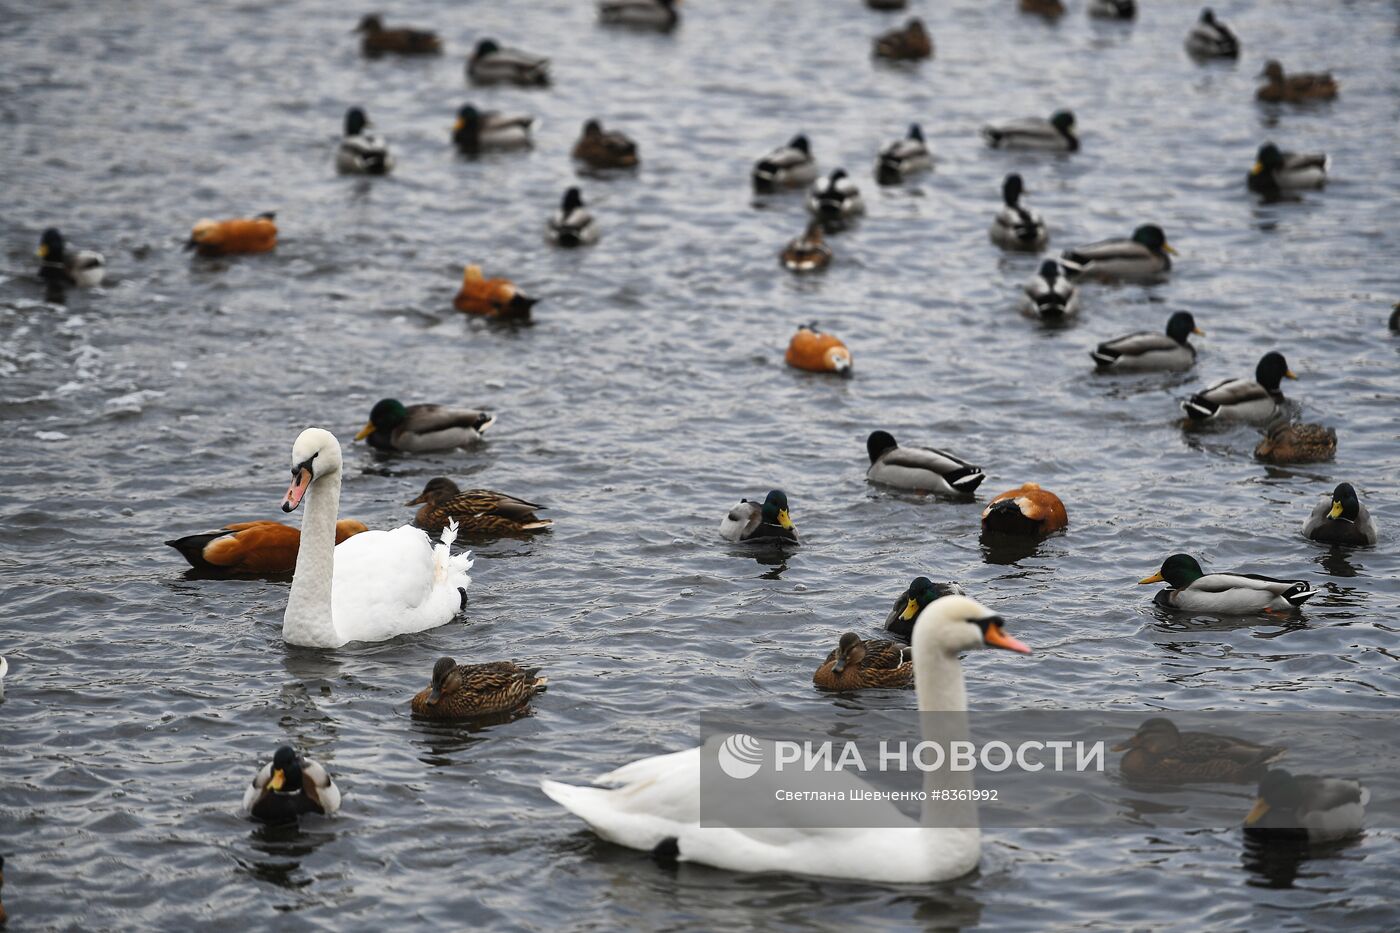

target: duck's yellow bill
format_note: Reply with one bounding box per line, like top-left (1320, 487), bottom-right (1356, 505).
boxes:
top-left (269, 768), bottom-right (285, 791)
top-left (1139, 571), bottom-right (1165, 585)
top-left (1250, 162), bottom-right (1264, 176)
top-left (900, 600), bottom-right (919, 621)
top-left (1244, 798), bottom-right (1270, 826)
top-left (778, 509), bottom-right (794, 530)
top-left (1193, 327), bottom-right (1205, 336)
top-left (36, 244), bottom-right (48, 259)
top-left (354, 422), bottom-right (376, 441)
top-left (452, 118), bottom-right (464, 133)
top-left (1163, 243), bottom-right (1179, 255)
top-left (1329, 501), bottom-right (1344, 519)
top-left (1285, 370), bottom-right (1298, 380)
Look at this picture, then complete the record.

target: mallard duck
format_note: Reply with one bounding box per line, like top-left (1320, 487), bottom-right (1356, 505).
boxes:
top-left (468, 39), bottom-right (550, 86)
top-left (1020, 0), bottom-right (1065, 18)
top-left (406, 477), bottom-right (552, 536)
top-left (1248, 143), bottom-right (1327, 198)
top-left (548, 187), bottom-right (598, 247)
top-left (752, 134), bottom-right (818, 192)
top-left (453, 265), bottom-right (538, 320)
top-left (785, 323), bottom-right (852, 375)
top-left (1088, 0), bottom-right (1135, 18)
top-left (1256, 60), bottom-right (1338, 103)
top-left (813, 633), bottom-right (913, 690)
top-left (884, 577), bottom-right (966, 643)
top-left (598, 0), bottom-right (679, 30)
top-left (242, 746), bottom-right (341, 824)
top-left (1061, 224), bottom-right (1174, 282)
top-left (335, 107), bottom-right (394, 175)
top-left (989, 173), bottom-right (1047, 251)
top-left (781, 221), bottom-right (832, 272)
top-left (1254, 422), bottom-right (1336, 464)
top-left (1113, 718), bottom-right (1285, 784)
top-left (866, 430), bottom-right (985, 495)
top-left (572, 119), bottom-right (639, 169)
top-left (981, 483), bottom-right (1067, 536)
top-left (1139, 553), bottom-right (1316, 612)
top-left (411, 657), bottom-right (548, 719)
top-left (166, 519), bottom-right (367, 576)
top-left (185, 214), bottom-right (277, 256)
top-left (1302, 482), bottom-right (1377, 546)
top-left (1185, 8), bottom-right (1239, 58)
top-left (36, 228), bottom-right (104, 288)
top-left (1244, 769), bottom-right (1368, 842)
top-left (719, 489), bottom-right (797, 543)
top-left (806, 169), bottom-right (864, 221)
top-left (875, 124), bottom-right (932, 184)
top-left (982, 110), bottom-right (1078, 152)
top-left (1182, 351), bottom-right (1295, 422)
top-left (1021, 259), bottom-right (1080, 320)
top-left (354, 14), bottom-right (441, 56)
top-left (355, 399), bottom-right (495, 452)
top-left (452, 104), bottom-right (535, 154)
top-left (873, 18), bottom-right (932, 61)
top-left (1091, 311), bottom-right (1202, 372)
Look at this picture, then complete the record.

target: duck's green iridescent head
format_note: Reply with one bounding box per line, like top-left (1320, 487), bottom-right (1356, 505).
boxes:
top-left (1165, 311), bottom-right (1202, 343)
top-left (1328, 482), bottom-right (1359, 522)
top-left (1132, 224), bottom-right (1174, 255)
top-left (1139, 553), bottom-right (1204, 589)
top-left (761, 489), bottom-right (794, 529)
top-left (355, 398), bottom-right (407, 440)
top-left (1246, 768), bottom-right (1303, 826)
top-left (1050, 110), bottom-right (1075, 133)
top-left (900, 576), bottom-right (940, 620)
top-left (1255, 351), bottom-right (1295, 391)
top-left (37, 227), bottom-right (65, 261)
top-left (1252, 142), bottom-right (1284, 175)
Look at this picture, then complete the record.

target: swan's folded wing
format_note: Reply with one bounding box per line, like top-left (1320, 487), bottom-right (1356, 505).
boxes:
top-left (330, 526), bottom-right (461, 641)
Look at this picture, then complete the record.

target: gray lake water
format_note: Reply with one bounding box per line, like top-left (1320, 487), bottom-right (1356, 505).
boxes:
top-left (2, 0), bottom-right (1398, 929)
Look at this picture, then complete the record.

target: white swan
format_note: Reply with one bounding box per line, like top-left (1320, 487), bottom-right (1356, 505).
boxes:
top-left (540, 595), bottom-right (1031, 882)
top-left (279, 428), bottom-right (473, 648)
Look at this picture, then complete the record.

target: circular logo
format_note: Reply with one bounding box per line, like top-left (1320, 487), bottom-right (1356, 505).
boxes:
top-left (717, 733), bottom-right (764, 780)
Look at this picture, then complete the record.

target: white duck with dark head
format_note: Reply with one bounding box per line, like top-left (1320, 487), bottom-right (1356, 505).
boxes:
top-left (279, 428), bottom-right (473, 648)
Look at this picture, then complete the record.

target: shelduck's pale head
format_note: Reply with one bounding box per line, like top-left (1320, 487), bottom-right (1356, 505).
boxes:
top-left (282, 428), bottom-right (343, 512)
top-left (912, 595), bottom-right (1030, 657)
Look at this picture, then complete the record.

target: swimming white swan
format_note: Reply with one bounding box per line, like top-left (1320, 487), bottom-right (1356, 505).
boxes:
top-left (540, 595), bottom-right (1030, 882)
top-left (279, 428), bottom-right (473, 648)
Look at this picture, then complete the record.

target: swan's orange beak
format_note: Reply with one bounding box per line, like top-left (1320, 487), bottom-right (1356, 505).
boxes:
top-left (983, 619), bottom-right (1031, 654)
top-left (282, 468), bottom-right (312, 512)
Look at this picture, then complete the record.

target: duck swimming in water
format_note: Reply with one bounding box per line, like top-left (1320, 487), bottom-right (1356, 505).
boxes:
top-left (989, 173), bottom-right (1047, 251)
top-left (1139, 553), bottom-right (1315, 613)
top-left (719, 490), bottom-right (797, 544)
top-left (1061, 224), bottom-right (1174, 282)
top-left (242, 745), bottom-right (342, 824)
top-left (355, 399), bottom-right (496, 452)
top-left (1301, 482), bottom-right (1377, 547)
top-left (813, 633), bottom-right (913, 690)
top-left (335, 107), bottom-right (394, 175)
top-left (1090, 311), bottom-right (1201, 372)
top-left (36, 228), bottom-right (105, 287)
top-left (753, 134), bottom-right (818, 192)
top-left (982, 110), bottom-right (1077, 152)
top-left (1181, 351), bottom-right (1295, 423)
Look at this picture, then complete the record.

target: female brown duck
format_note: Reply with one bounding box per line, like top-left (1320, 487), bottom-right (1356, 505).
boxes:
top-left (813, 633), bottom-right (913, 690)
top-left (411, 657), bottom-right (548, 719)
top-left (1113, 718), bottom-right (1285, 784)
top-left (406, 478), bottom-right (552, 536)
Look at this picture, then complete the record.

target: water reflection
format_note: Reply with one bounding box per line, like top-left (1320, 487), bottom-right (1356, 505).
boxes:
top-left (979, 530), bottom-right (1043, 565)
top-left (1240, 832), bottom-right (1360, 890)
top-left (1315, 547), bottom-right (1361, 578)
top-left (240, 820), bottom-right (336, 890)
top-left (410, 711), bottom-right (531, 766)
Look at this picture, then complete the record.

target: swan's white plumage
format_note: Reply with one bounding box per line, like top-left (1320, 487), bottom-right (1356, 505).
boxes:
top-left (281, 428), bottom-right (472, 648)
top-left (540, 595), bottom-right (1016, 882)
top-left (327, 523), bottom-right (472, 645)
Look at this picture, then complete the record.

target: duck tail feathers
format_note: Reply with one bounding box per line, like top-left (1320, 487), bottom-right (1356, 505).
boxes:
top-left (1181, 396), bottom-right (1217, 420)
top-left (1283, 583), bottom-right (1316, 607)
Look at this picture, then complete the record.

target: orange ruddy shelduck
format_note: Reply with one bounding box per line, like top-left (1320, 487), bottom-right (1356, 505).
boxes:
top-left (785, 323), bottom-right (852, 376)
top-left (980, 483), bottom-right (1068, 537)
top-left (186, 213), bottom-right (278, 257)
top-left (453, 265), bottom-right (539, 321)
top-left (165, 519), bottom-right (367, 576)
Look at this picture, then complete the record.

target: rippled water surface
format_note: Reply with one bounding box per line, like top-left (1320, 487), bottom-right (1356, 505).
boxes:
top-left (3, 0), bottom-right (1399, 929)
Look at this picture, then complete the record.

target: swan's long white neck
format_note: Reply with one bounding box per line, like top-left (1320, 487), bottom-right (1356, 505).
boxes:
top-left (912, 635), bottom-right (980, 837)
top-left (282, 469), bottom-right (342, 648)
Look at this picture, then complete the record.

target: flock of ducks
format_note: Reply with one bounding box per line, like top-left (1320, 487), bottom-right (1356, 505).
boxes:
top-left (13, 0), bottom-right (1389, 894)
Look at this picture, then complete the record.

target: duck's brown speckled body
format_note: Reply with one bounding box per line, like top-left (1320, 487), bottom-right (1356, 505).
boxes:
top-left (813, 633), bottom-right (913, 690)
top-left (411, 657), bottom-right (548, 719)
